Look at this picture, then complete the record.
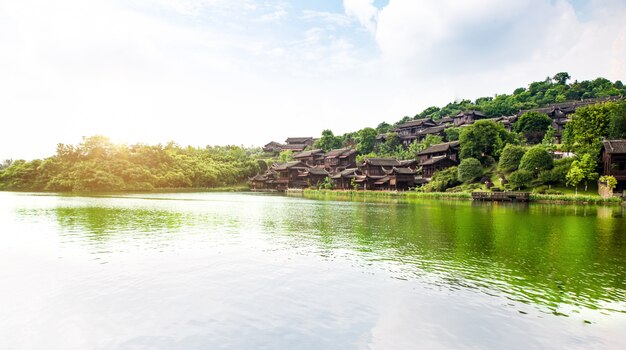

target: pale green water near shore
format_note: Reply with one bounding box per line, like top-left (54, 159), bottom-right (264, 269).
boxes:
top-left (1, 192), bottom-right (625, 349)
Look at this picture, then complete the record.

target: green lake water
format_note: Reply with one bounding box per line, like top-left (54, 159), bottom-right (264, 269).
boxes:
top-left (1, 191), bottom-right (625, 349)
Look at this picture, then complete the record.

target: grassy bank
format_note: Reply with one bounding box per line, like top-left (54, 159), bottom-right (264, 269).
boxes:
top-left (303, 189), bottom-right (623, 205)
top-left (303, 189), bottom-right (472, 200)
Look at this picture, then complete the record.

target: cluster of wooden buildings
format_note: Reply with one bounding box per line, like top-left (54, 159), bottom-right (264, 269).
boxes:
top-left (255, 96), bottom-right (626, 193)
top-left (251, 141), bottom-right (465, 191)
top-left (376, 96), bottom-right (624, 149)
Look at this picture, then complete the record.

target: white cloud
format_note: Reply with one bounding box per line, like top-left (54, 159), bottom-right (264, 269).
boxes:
top-left (371, 0), bottom-right (626, 106)
top-left (343, 0), bottom-right (379, 33)
top-left (300, 10), bottom-right (353, 27)
top-left (0, 0), bottom-right (625, 161)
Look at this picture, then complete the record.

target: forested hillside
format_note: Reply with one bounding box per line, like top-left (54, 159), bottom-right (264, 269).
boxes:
top-left (313, 73), bottom-right (626, 155)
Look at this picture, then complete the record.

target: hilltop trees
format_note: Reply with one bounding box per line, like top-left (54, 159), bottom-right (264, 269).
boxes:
top-left (459, 120), bottom-right (514, 163)
top-left (514, 112), bottom-right (552, 144)
top-left (315, 129), bottom-right (343, 152)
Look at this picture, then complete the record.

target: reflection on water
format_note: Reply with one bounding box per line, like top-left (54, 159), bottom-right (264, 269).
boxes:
top-left (34, 194), bottom-right (626, 316)
top-left (2, 192), bottom-right (626, 349)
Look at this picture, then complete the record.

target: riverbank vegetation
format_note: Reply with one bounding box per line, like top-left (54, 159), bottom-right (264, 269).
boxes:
top-left (0, 136), bottom-right (261, 192)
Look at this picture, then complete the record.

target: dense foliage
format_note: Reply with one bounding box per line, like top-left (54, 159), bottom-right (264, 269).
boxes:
top-left (519, 146), bottom-right (553, 175)
top-left (0, 136), bottom-right (261, 192)
top-left (498, 144), bottom-right (526, 172)
top-left (459, 120), bottom-right (515, 163)
top-left (457, 158), bottom-right (483, 183)
top-left (514, 112), bottom-right (552, 144)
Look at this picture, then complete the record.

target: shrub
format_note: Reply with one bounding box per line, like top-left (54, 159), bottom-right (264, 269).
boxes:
top-left (519, 146), bottom-right (553, 175)
top-left (425, 166), bottom-right (460, 192)
top-left (498, 144), bottom-right (526, 172)
top-left (508, 170), bottom-right (533, 190)
top-left (457, 158), bottom-right (483, 183)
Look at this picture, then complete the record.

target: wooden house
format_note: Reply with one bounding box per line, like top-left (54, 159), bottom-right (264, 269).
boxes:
top-left (415, 125), bottom-right (448, 142)
top-left (420, 157), bottom-right (458, 179)
top-left (359, 158), bottom-right (417, 190)
top-left (324, 148), bottom-right (357, 172)
top-left (453, 110), bottom-right (484, 127)
top-left (601, 140), bottom-right (626, 192)
top-left (298, 167), bottom-right (330, 188)
top-left (293, 149), bottom-right (325, 166)
top-left (269, 161), bottom-right (310, 190)
top-left (394, 119), bottom-right (438, 147)
top-left (418, 141), bottom-right (460, 179)
top-left (517, 96), bottom-right (624, 143)
top-left (285, 137), bottom-right (315, 146)
top-left (438, 116), bottom-right (454, 126)
top-left (331, 168), bottom-right (363, 190)
top-left (263, 141), bottom-right (283, 153)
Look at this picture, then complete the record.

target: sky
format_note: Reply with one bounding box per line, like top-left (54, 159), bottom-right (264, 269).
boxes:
top-left (1, 0), bottom-right (626, 160)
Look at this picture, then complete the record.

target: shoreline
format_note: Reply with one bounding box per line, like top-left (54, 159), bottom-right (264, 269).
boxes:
top-left (2, 187), bottom-right (624, 205)
top-left (300, 189), bottom-right (625, 205)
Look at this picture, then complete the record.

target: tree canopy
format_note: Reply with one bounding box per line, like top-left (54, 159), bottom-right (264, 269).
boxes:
top-left (0, 136), bottom-right (261, 192)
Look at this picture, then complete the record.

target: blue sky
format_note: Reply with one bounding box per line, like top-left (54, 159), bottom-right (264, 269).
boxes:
top-left (1, 0), bottom-right (625, 160)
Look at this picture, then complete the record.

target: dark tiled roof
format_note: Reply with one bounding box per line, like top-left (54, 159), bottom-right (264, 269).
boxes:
top-left (363, 158), bottom-right (401, 167)
top-left (399, 159), bottom-right (417, 167)
top-left (374, 176), bottom-right (390, 185)
top-left (307, 167), bottom-right (329, 176)
top-left (396, 118), bottom-right (436, 129)
top-left (421, 156), bottom-right (457, 166)
top-left (455, 110), bottom-right (485, 118)
top-left (418, 141), bottom-right (460, 156)
top-left (280, 144), bottom-right (307, 151)
top-left (386, 167), bottom-right (417, 175)
top-left (325, 148), bottom-right (355, 158)
top-left (263, 141), bottom-right (282, 147)
top-left (331, 168), bottom-right (359, 179)
top-left (519, 96), bottom-right (624, 117)
top-left (603, 140), bottom-right (626, 154)
top-left (285, 137), bottom-right (313, 144)
top-left (417, 125), bottom-right (447, 135)
top-left (293, 149), bottom-right (323, 158)
top-left (272, 161), bottom-right (309, 171)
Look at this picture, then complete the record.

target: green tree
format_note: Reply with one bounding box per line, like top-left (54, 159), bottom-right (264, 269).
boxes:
top-left (457, 158), bottom-right (483, 183)
top-left (459, 120), bottom-right (513, 163)
top-left (498, 144), bottom-right (526, 173)
top-left (356, 127), bottom-right (377, 155)
top-left (514, 112), bottom-right (552, 144)
top-left (609, 100), bottom-right (626, 139)
top-left (508, 170), bottom-right (533, 190)
top-left (572, 153), bottom-right (599, 191)
top-left (566, 164), bottom-right (585, 195)
top-left (444, 127), bottom-right (460, 141)
top-left (378, 132), bottom-right (401, 156)
top-left (425, 167), bottom-right (460, 192)
top-left (564, 102), bottom-right (614, 156)
top-left (519, 146), bottom-right (553, 175)
top-left (553, 72), bottom-right (571, 85)
top-left (315, 129), bottom-right (343, 152)
top-left (279, 150), bottom-right (293, 163)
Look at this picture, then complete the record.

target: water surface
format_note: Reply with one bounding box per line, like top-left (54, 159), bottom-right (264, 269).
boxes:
top-left (1, 192), bottom-right (625, 349)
